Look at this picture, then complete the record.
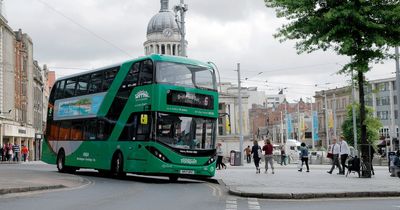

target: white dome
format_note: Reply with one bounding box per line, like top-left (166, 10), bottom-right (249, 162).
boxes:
top-left (146, 11), bottom-right (179, 35)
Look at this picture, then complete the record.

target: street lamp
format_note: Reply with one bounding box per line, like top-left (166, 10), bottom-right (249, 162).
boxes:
top-left (306, 97), bottom-right (315, 149)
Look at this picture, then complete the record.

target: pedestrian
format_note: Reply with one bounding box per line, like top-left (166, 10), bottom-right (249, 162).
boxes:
top-left (390, 150), bottom-right (400, 177)
top-left (0, 145), bottom-right (3, 161)
top-left (327, 138), bottom-right (343, 174)
top-left (216, 143), bottom-right (226, 170)
top-left (12, 143), bottom-right (20, 162)
top-left (21, 145), bottom-right (29, 162)
top-left (298, 142), bottom-right (310, 172)
top-left (6, 143), bottom-right (13, 161)
top-left (244, 145), bottom-right (251, 163)
top-left (251, 140), bottom-right (262, 174)
top-left (339, 135), bottom-right (349, 175)
top-left (262, 139), bottom-right (274, 174)
top-left (280, 145), bottom-right (287, 166)
top-left (368, 144), bottom-right (376, 175)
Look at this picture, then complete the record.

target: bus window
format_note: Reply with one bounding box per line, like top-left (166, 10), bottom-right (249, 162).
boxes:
top-left (103, 68), bottom-right (118, 91)
top-left (136, 113), bottom-right (151, 141)
top-left (139, 60), bottom-right (153, 85)
top-left (55, 80), bottom-right (65, 100)
top-left (122, 62), bottom-right (140, 89)
top-left (50, 82), bottom-right (59, 103)
top-left (88, 72), bottom-right (104, 94)
top-left (96, 120), bottom-right (112, 140)
top-left (59, 121), bottom-right (71, 140)
top-left (84, 119), bottom-right (97, 140)
top-left (64, 78), bottom-right (77, 98)
top-left (71, 121), bottom-right (83, 140)
top-left (76, 75), bottom-right (90, 96)
top-left (119, 115), bottom-right (138, 141)
top-left (49, 122), bottom-right (59, 141)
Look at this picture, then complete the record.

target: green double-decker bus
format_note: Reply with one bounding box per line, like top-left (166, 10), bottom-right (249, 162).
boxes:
top-left (42, 54), bottom-right (218, 181)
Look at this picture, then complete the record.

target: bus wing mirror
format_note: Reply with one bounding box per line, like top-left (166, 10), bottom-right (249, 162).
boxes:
top-left (140, 114), bottom-right (148, 125)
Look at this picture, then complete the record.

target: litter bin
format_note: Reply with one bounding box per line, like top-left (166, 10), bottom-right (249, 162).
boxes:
top-left (230, 150), bottom-right (241, 166)
top-left (389, 151), bottom-right (396, 172)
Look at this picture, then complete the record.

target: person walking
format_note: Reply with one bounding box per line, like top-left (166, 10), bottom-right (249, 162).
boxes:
top-left (339, 135), bottom-right (349, 175)
top-left (298, 142), bottom-right (310, 172)
top-left (216, 143), bottom-right (226, 170)
top-left (244, 145), bottom-right (251, 163)
top-left (251, 140), bottom-right (262, 174)
top-left (262, 139), bottom-right (274, 174)
top-left (21, 145), bottom-right (29, 162)
top-left (12, 143), bottom-right (20, 162)
top-left (280, 145), bottom-right (287, 166)
top-left (390, 150), bottom-right (400, 177)
top-left (6, 143), bottom-right (13, 161)
top-left (327, 138), bottom-right (342, 174)
top-left (0, 145), bottom-right (4, 161)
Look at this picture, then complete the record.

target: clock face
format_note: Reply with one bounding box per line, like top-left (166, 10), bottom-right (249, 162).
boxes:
top-left (163, 28), bottom-right (173, 37)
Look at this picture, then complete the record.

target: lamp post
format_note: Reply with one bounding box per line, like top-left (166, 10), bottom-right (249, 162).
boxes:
top-left (236, 63), bottom-right (244, 165)
top-left (306, 97), bottom-right (315, 149)
top-left (395, 46), bottom-right (400, 151)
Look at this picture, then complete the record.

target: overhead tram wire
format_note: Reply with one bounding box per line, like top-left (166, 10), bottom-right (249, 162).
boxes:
top-left (35, 0), bottom-right (133, 59)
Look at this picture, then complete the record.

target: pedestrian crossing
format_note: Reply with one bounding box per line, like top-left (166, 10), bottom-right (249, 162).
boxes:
top-left (225, 197), bottom-right (261, 210)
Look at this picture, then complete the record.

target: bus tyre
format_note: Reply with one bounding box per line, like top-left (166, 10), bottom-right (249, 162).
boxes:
top-left (112, 152), bottom-right (126, 178)
top-left (57, 150), bottom-right (67, 173)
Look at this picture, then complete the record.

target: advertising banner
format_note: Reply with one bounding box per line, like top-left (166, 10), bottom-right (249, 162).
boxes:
top-left (54, 93), bottom-right (106, 120)
top-left (312, 111), bottom-right (319, 141)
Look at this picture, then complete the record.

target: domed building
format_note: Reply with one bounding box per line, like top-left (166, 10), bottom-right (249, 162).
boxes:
top-left (144, 0), bottom-right (185, 56)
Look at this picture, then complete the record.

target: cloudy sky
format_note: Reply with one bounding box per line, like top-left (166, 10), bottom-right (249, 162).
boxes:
top-left (3, 0), bottom-right (397, 101)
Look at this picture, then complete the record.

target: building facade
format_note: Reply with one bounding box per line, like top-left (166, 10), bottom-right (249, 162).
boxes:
top-left (365, 77), bottom-right (399, 150)
top-left (0, 9), bottom-right (47, 160)
top-left (144, 0), bottom-right (184, 56)
top-left (314, 87), bottom-right (355, 148)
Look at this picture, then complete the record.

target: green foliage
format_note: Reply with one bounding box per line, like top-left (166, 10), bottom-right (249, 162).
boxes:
top-left (341, 103), bottom-right (382, 147)
top-left (264, 0), bottom-right (400, 74)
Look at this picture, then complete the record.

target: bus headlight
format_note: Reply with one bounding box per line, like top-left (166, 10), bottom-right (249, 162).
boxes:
top-left (204, 157), bottom-right (216, 165)
top-left (146, 146), bottom-right (171, 163)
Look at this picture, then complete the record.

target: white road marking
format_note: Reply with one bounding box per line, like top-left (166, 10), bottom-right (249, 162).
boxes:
top-left (248, 198), bottom-right (260, 210)
top-left (226, 197), bottom-right (238, 210)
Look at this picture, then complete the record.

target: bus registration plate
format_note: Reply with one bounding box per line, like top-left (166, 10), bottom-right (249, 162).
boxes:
top-left (179, 170), bottom-right (195, 175)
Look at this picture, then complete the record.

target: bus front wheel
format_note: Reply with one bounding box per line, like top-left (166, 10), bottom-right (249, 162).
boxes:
top-left (111, 152), bottom-right (126, 178)
top-left (57, 150), bottom-right (67, 173)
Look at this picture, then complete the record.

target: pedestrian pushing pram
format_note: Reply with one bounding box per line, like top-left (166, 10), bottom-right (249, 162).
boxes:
top-left (346, 156), bottom-right (361, 177)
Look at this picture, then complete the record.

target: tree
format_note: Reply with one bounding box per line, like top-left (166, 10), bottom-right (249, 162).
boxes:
top-left (341, 103), bottom-right (382, 147)
top-left (265, 0), bottom-right (400, 177)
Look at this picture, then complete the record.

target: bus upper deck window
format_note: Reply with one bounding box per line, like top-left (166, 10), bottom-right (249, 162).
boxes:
top-left (139, 60), bottom-right (153, 85)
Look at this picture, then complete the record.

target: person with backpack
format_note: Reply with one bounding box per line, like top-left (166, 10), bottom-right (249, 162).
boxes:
top-left (262, 139), bottom-right (275, 174)
top-left (298, 142), bottom-right (310, 172)
top-left (251, 140), bottom-right (262, 174)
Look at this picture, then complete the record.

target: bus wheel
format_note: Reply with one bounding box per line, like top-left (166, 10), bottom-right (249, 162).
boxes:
top-left (169, 176), bottom-right (178, 182)
top-left (57, 150), bottom-right (67, 173)
top-left (112, 153), bottom-right (126, 178)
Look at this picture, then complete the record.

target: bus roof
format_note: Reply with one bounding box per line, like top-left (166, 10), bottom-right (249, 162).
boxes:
top-left (56, 54), bottom-right (213, 82)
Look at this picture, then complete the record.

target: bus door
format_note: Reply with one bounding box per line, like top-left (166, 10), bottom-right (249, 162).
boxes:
top-left (123, 113), bottom-right (151, 170)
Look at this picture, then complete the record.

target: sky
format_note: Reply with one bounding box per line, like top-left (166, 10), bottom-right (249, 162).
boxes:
top-left (3, 0), bottom-right (398, 102)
